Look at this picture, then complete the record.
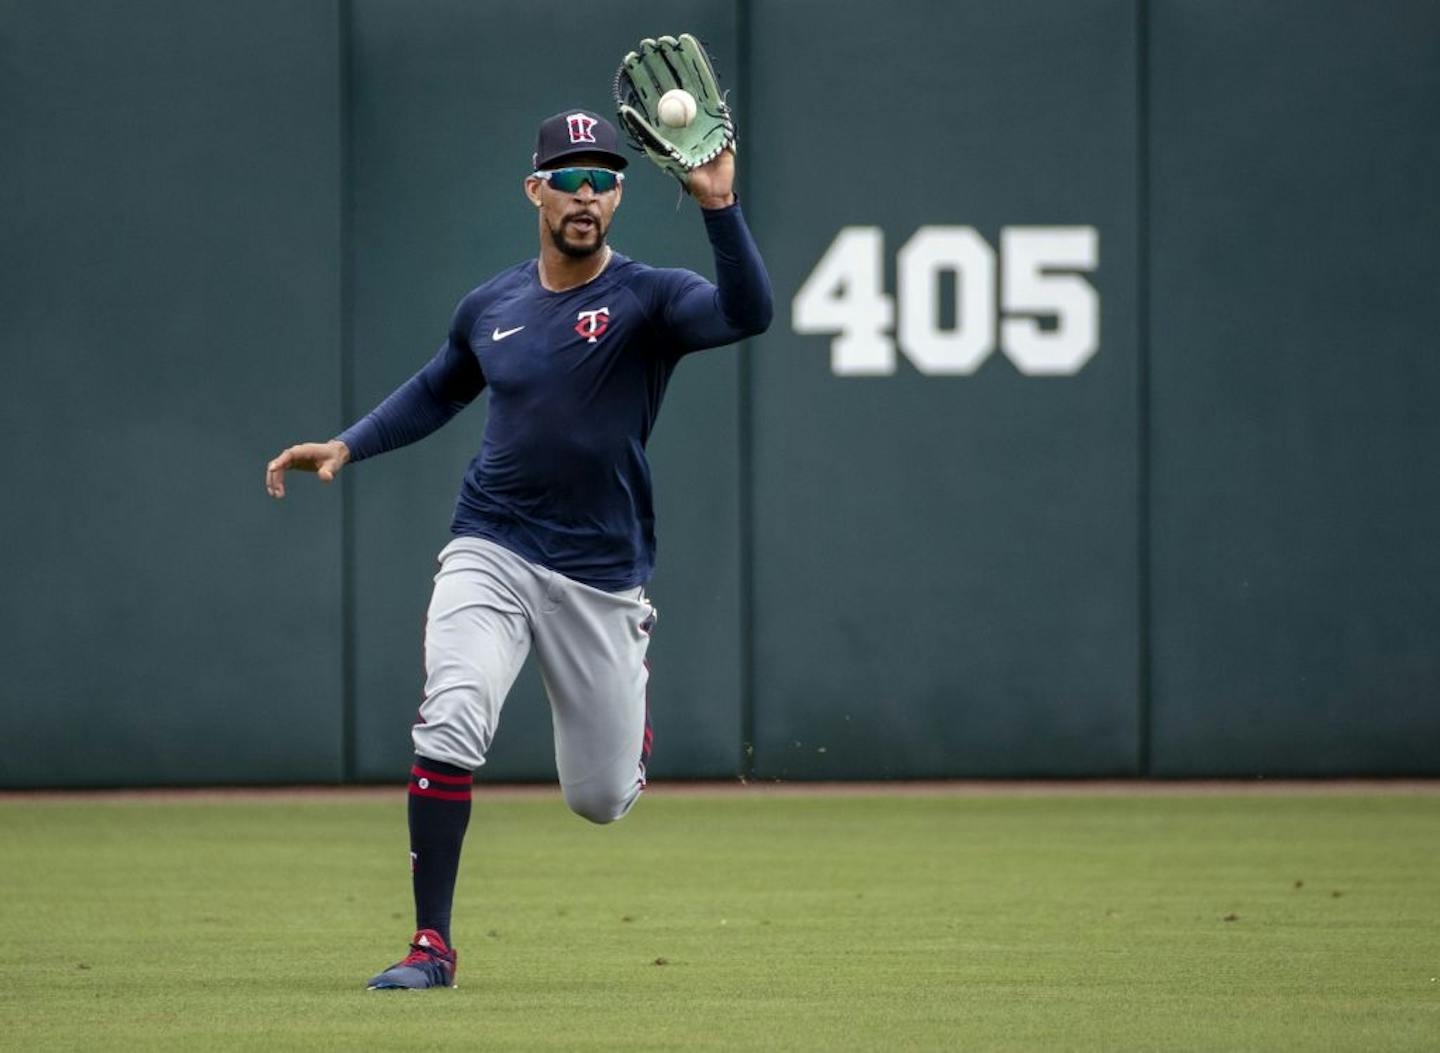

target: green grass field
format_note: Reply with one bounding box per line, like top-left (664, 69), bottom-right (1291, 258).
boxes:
top-left (1, 788), bottom-right (1437, 1051)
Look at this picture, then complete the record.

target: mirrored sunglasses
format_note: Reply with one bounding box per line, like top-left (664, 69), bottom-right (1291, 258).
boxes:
top-left (531, 167), bottom-right (624, 193)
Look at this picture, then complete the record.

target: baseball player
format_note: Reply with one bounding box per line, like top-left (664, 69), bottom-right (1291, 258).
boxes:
top-left (265, 100), bottom-right (770, 989)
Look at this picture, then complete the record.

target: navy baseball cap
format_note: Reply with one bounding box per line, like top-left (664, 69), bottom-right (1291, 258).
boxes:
top-left (533, 109), bottom-right (629, 171)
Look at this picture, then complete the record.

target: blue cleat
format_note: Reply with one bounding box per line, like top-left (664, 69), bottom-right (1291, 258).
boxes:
top-left (366, 929), bottom-right (457, 990)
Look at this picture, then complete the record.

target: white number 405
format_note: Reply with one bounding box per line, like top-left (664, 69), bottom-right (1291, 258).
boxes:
top-left (792, 225), bottom-right (1100, 376)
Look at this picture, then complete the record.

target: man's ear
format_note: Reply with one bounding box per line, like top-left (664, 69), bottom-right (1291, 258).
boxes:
top-left (523, 177), bottom-right (543, 207)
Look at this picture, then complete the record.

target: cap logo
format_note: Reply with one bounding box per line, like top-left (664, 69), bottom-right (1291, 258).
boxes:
top-left (566, 113), bottom-right (598, 144)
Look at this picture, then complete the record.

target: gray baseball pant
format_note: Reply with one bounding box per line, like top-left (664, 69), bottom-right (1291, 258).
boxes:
top-left (412, 537), bottom-right (656, 823)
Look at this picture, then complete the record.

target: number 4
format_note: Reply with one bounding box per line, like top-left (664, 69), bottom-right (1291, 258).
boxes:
top-left (790, 227), bottom-right (895, 376)
top-left (791, 225), bottom-right (1100, 377)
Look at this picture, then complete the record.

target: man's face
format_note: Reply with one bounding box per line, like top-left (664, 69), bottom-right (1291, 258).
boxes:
top-left (525, 155), bottom-right (623, 259)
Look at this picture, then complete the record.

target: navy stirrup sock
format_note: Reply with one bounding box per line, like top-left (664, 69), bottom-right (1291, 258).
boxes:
top-left (408, 755), bottom-right (473, 946)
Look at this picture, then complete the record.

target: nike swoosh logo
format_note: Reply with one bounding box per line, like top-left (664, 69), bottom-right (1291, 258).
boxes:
top-left (492, 325), bottom-right (525, 341)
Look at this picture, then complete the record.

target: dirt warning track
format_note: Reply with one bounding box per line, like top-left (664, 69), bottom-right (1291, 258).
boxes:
top-left (2, 777), bottom-right (1437, 804)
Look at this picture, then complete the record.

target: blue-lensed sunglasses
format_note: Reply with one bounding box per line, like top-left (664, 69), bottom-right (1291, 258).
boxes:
top-left (531, 167), bottom-right (624, 193)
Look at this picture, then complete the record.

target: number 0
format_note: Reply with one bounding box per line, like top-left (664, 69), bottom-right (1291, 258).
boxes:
top-left (897, 226), bottom-right (995, 375)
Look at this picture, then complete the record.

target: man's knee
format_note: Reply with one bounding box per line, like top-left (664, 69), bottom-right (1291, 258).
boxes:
top-left (563, 782), bottom-right (641, 825)
top-left (413, 681), bottom-right (496, 771)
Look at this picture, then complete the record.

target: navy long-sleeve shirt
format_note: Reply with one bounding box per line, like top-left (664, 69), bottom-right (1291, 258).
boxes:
top-left (338, 202), bottom-right (772, 591)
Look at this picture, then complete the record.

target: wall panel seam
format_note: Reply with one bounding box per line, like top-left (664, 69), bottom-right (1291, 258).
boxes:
top-left (735, 0), bottom-right (757, 780)
top-left (339, 0), bottom-right (357, 782)
top-left (1135, 0), bottom-right (1153, 777)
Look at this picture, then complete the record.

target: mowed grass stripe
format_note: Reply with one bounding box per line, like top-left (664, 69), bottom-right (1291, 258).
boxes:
top-left (0, 794), bottom-right (1436, 1051)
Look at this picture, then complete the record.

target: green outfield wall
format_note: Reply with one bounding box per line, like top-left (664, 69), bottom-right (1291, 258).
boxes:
top-left (2, 0), bottom-right (1436, 787)
top-left (1, 0), bottom-right (346, 785)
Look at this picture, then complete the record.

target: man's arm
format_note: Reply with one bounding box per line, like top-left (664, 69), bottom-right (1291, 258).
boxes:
top-left (335, 333), bottom-right (485, 463)
top-left (266, 313), bottom-right (485, 499)
top-left (655, 150), bottom-right (774, 352)
top-left (685, 147), bottom-right (737, 211)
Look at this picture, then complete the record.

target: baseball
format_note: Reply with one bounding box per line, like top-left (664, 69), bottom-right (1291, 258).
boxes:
top-left (657, 88), bottom-right (697, 128)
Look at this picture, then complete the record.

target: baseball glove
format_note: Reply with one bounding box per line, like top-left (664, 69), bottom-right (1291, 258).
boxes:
top-left (612, 34), bottom-right (736, 184)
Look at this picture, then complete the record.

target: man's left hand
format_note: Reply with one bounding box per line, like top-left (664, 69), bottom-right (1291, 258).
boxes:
top-left (688, 148), bottom-right (735, 209)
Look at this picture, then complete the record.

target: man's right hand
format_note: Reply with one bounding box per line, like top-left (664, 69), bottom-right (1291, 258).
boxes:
top-left (266, 440), bottom-right (350, 499)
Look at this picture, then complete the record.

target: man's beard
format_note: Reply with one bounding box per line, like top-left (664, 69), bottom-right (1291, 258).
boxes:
top-left (547, 214), bottom-right (607, 259)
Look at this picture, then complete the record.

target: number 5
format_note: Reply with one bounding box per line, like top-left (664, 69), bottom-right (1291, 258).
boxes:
top-left (1000, 227), bottom-right (1100, 376)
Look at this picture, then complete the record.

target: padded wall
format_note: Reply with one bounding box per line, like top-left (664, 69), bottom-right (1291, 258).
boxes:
top-left (3, 1), bottom-right (1437, 787)
top-left (745, 0), bottom-right (1142, 777)
top-left (1146, 0), bottom-right (1440, 775)
top-left (0, 0), bottom-right (344, 785)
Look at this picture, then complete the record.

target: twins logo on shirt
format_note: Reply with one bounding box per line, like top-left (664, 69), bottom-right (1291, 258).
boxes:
top-left (575, 307), bottom-right (611, 343)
